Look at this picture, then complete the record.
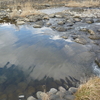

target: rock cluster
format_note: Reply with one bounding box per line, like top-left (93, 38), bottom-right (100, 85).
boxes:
top-left (25, 86), bottom-right (78, 100)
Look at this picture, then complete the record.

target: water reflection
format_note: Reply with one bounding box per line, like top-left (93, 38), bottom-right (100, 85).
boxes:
top-left (0, 23), bottom-right (95, 99)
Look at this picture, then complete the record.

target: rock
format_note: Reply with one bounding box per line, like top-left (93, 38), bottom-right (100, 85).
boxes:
top-left (49, 14), bottom-right (55, 18)
top-left (61, 36), bottom-right (68, 39)
top-left (24, 18), bottom-right (30, 22)
top-left (35, 21), bottom-right (44, 26)
top-left (17, 21), bottom-right (25, 25)
top-left (74, 18), bottom-right (81, 22)
top-left (36, 91), bottom-right (43, 99)
top-left (55, 27), bottom-right (67, 32)
top-left (80, 28), bottom-right (88, 32)
top-left (67, 22), bottom-right (74, 26)
top-left (55, 14), bottom-right (63, 18)
top-left (49, 88), bottom-right (58, 94)
top-left (0, 94), bottom-right (7, 100)
top-left (43, 15), bottom-right (49, 20)
top-left (84, 18), bottom-right (94, 24)
top-left (29, 15), bottom-right (42, 22)
top-left (46, 22), bottom-right (51, 27)
top-left (56, 91), bottom-right (65, 98)
top-left (64, 95), bottom-right (75, 100)
top-left (95, 58), bottom-right (100, 68)
top-left (27, 96), bottom-right (37, 100)
top-left (86, 20), bottom-right (94, 24)
top-left (33, 24), bottom-right (42, 28)
top-left (97, 29), bottom-right (100, 32)
top-left (89, 35), bottom-right (100, 40)
top-left (59, 86), bottom-right (66, 93)
top-left (49, 94), bottom-right (59, 100)
top-left (40, 92), bottom-right (49, 100)
top-left (88, 29), bottom-right (95, 35)
top-left (74, 37), bottom-right (87, 45)
top-left (57, 21), bottom-right (65, 25)
top-left (68, 87), bottom-right (78, 94)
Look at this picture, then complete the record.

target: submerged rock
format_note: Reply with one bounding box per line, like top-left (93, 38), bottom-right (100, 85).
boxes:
top-left (55, 27), bottom-right (67, 32)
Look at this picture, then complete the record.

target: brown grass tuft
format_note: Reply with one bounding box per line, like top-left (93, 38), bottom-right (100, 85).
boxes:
top-left (74, 77), bottom-right (100, 100)
top-left (66, 0), bottom-right (100, 7)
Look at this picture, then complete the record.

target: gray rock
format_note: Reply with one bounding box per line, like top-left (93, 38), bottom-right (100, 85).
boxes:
top-left (57, 21), bottom-right (65, 25)
top-left (49, 94), bottom-right (59, 100)
top-left (64, 95), bottom-right (75, 100)
top-left (24, 18), bottom-right (30, 22)
top-left (29, 15), bottom-right (42, 22)
top-left (80, 28), bottom-right (88, 32)
top-left (56, 91), bottom-right (65, 98)
top-left (49, 88), bottom-right (58, 94)
top-left (17, 21), bottom-right (25, 25)
top-left (88, 29), bottom-right (95, 35)
top-left (67, 22), bottom-right (74, 26)
top-left (33, 24), bottom-right (42, 28)
top-left (59, 86), bottom-right (66, 93)
top-left (46, 22), bottom-right (51, 27)
top-left (27, 96), bottom-right (37, 100)
top-left (89, 35), bottom-right (100, 40)
top-left (55, 14), bottom-right (63, 18)
top-left (74, 37), bottom-right (87, 45)
top-left (55, 27), bottom-right (67, 32)
top-left (61, 36), bottom-right (68, 39)
top-left (49, 14), bottom-right (55, 18)
top-left (84, 18), bottom-right (94, 24)
top-left (68, 87), bottom-right (78, 94)
top-left (97, 29), bottom-right (100, 32)
top-left (43, 15), bottom-right (49, 20)
top-left (36, 91), bottom-right (43, 99)
top-left (74, 18), bottom-right (81, 22)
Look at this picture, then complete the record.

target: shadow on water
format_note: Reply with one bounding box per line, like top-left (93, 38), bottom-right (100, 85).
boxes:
top-left (0, 23), bottom-right (95, 99)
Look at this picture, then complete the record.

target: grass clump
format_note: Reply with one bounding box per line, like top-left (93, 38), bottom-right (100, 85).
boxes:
top-left (74, 77), bottom-right (100, 100)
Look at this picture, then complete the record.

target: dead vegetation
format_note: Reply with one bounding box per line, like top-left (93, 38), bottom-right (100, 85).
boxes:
top-left (65, 0), bottom-right (100, 7)
top-left (74, 77), bottom-right (100, 100)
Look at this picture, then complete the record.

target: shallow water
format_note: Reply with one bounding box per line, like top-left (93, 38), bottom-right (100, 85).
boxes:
top-left (0, 22), bottom-right (96, 99)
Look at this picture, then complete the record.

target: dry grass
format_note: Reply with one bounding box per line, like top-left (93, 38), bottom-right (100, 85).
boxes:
top-left (74, 77), bottom-right (100, 100)
top-left (66, 0), bottom-right (100, 7)
top-left (9, 2), bottom-right (41, 18)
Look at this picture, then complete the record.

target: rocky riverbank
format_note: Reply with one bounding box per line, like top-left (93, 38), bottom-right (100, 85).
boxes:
top-left (18, 86), bottom-right (77, 100)
top-left (0, 7), bottom-right (99, 67)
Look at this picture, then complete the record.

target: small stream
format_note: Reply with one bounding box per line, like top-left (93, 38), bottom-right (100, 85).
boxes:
top-left (0, 7), bottom-right (100, 100)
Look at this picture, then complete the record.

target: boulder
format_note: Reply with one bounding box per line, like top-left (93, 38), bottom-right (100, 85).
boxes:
top-left (49, 14), bottom-right (55, 18)
top-left (27, 96), bottom-right (37, 100)
top-left (68, 87), bottom-right (78, 94)
top-left (55, 27), bottom-right (67, 32)
top-left (64, 95), bottom-right (75, 100)
top-left (59, 86), bottom-right (66, 93)
top-left (17, 20), bottom-right (25, 25)
top-left (74, 37), bottom-right (87, 45)
top-left (49, 88), bottom-right (58, 94)
top-left (74, 18), bottom-right (81, 22)
top-left (89, 35), bottom-right (100, 40)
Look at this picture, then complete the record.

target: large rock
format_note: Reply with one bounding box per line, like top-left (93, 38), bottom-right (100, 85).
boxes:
top-left (74, 37), bottom-right (87, 45)
top-left (27, 96), bottom-right (37, 100)
top-left (55, 27), bottom-right (67, 32)
top-left (49, 88), bottom-right (58, 94)
top-left (68, 87), bottom-right (78, 94)
top-left (58, 86), bottom-right (66, 93)
top-left (89, 35), bottom-right (100, 40)
top-left (17, 20), bottom-right (25, 25)
top-left (64, 95), bottom-right (75, 100)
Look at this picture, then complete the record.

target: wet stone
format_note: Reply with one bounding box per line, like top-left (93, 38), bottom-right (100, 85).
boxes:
top-left (55, 27), bottom-right (67, 32)
top-left (68, 87), bottom-right (78, 94)
top-left (64, 95), bottom-right (75, 100)
top-left (89, 35), bottom-right (100, 40)
top-left (27, 96), bottom-right (37, 100)
top-left (33, 24), bottom-right (42, 28)
top-left (17, 20), bottom-right (25, 25)
top-left (49, 88), bottom-right (58, 94)
top-left (74, 37), bottom-right (87, 45)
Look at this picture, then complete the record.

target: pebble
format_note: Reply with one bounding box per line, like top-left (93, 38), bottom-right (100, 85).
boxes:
top-left (49, 88), bottom-right (58, 94)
